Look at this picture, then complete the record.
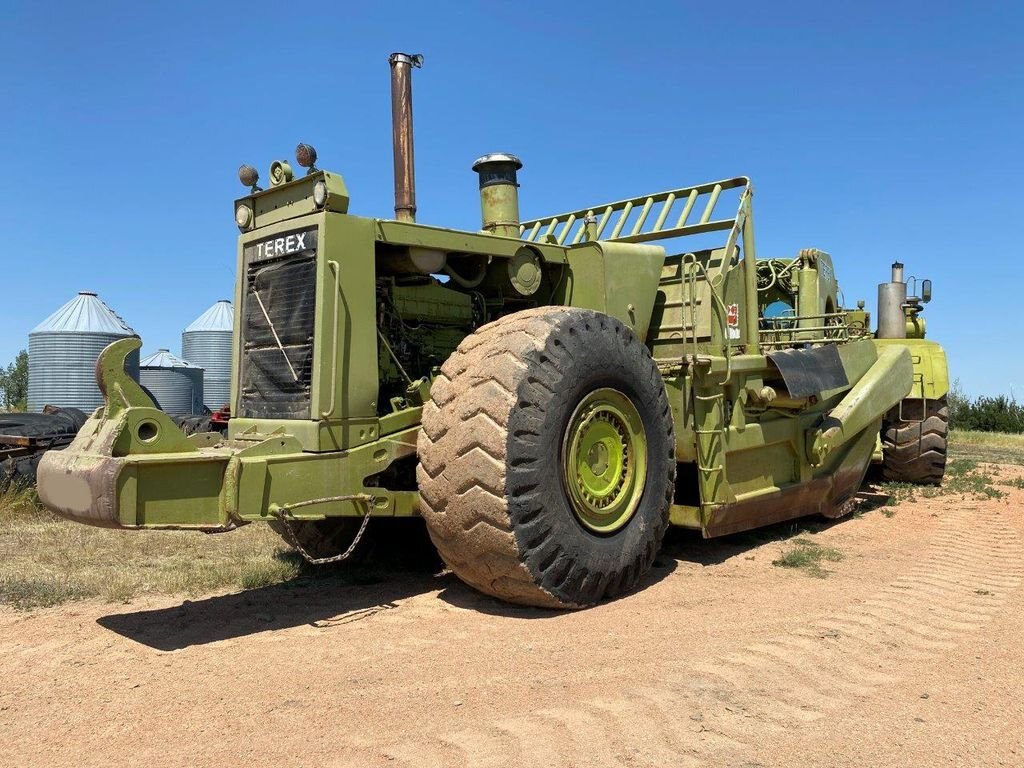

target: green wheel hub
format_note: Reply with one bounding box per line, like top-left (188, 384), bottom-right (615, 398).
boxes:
top-left (562, 388), bottom-right (648, 534)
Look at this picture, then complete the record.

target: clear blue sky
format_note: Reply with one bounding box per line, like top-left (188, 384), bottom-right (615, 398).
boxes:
top-left (2, 1), bottom-right (1021, 396)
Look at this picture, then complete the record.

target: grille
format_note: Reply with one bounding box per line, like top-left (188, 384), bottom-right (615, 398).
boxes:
top-left (239, 253), bottom-right (316, 419)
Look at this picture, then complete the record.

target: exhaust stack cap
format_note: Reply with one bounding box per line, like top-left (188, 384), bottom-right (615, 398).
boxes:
top-left (472, 153), bottom-right (523, 186)
top-left (389, 52), bottom-right (423, 68)
top-left (472, 153), bottom-right (523, 237)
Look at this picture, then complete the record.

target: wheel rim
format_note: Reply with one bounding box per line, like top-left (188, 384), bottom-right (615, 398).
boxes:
top-left (562, 388), bottom-right (648, 534)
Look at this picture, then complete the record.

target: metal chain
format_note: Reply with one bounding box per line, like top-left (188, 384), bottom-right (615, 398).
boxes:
top-left (272, 494), bottom-right (376, 565)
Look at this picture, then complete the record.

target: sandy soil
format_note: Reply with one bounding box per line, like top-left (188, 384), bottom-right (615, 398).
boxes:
top-left (2, 469), bottom-right (1023, 768)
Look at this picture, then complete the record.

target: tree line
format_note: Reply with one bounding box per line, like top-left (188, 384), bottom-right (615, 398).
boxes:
top-left (0, 350), bottom-right (28, 411)
top-left (947, 380), bottom-right (1023, 434)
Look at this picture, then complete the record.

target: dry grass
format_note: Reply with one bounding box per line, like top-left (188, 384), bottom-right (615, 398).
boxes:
top-left (0, 484), bottom-right (302, 610)
top-left (3, 429), bottom-right (1019, 611)
top-left (949, 429), bottom-right (1024, 465)
top-left (0, 483), bottom-right (47, 525)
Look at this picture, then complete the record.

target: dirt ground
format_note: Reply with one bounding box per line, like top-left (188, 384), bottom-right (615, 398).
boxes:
top-left (2, 468), bottom-right (1023, 768)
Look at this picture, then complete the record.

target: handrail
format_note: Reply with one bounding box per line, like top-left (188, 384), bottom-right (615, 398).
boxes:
top-left (758, 311), bottom-right (860, 349)
top-left (680, 253), bottom-right (732, 386)
top-left (320, 260), bottom-right (341, 418)
top-left (520, 176), bottom-right (751, 247)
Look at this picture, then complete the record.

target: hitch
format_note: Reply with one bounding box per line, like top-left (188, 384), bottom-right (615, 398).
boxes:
top-left (93, 338), bottom-right (200, 457)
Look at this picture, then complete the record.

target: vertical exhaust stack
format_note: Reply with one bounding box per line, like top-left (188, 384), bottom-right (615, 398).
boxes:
top-left (389, 52), bottom-right (423, 223)
top-left (877, 261), bottom-right (908, 339)
top-left (472, 153), bottom-right (523, 237)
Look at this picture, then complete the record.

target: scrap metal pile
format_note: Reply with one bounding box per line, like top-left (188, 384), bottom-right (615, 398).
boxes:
top-left (0, 407), bottom-right (88, 488)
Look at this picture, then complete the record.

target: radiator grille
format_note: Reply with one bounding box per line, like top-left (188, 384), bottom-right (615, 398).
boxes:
top-left (239, 252), bottom-right (316, 419)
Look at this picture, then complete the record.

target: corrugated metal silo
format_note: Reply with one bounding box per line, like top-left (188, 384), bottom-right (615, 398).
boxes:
top-left (182, 300), bottom-right (233, 412)
top-left (139, 349), bottom-right (205, 416)
top-left (28, 291), bottom-right (139, 413)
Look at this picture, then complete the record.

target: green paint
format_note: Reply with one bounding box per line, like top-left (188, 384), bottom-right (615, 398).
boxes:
top-left (562, 240), bottom-right (665, 341)
top-left (874, 338), bottom-right (949, 399)
top-left (807, 345), bottom-right (913, 467)
top-left (37, 126), bottom-right (947, 545)
top-left (563, 388), bottom-right (647, 534)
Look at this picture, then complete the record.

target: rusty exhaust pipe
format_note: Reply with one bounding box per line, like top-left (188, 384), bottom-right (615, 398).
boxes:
top-left (389, 52), bottom-right (423, 223)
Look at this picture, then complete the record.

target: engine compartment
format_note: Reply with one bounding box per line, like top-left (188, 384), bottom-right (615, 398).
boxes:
top-left (375, 277), bottom-right (478, 414)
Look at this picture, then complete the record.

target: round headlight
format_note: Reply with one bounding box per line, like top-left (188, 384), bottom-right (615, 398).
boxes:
top-left (238, 164), bottom-right (259, 189)
top-left (295, 143), bottom-right (318, 170)
top-left (313, 180), bottom-right (328, 207)
top-left (235, 204), bottom-right (253, 230)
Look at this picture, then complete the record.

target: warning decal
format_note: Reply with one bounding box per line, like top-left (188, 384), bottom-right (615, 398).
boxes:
top-left (726, 303), bottom-right (741, 339)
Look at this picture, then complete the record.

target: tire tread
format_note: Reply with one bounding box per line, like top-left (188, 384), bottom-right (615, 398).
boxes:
top-left (881, 397), bottom-right (949, 485)
top-left (417, 307), bottom-right (674, 608)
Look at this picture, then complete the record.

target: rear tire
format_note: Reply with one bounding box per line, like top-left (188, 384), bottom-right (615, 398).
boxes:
top-left (881, 396), bottom-right (948, 485)
top-left (416, 307), bottom-right (675, 609)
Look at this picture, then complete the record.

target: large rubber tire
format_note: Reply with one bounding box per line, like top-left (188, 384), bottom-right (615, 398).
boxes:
top-left (416, 307), bottom-right (676, 609)
top-left (0, 452), bottom-right (43, 490)
top-left (881, 396), bottom-right (948, 485)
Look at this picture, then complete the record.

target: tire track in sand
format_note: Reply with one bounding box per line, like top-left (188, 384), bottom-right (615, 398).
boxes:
top-left (374, 507), bottom-right (1023, 767)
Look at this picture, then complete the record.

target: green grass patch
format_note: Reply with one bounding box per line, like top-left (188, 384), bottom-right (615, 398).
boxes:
top-left (943, 468), bottom-right (1006, 500)
top-left (946, 458), bottom-right (978, 476)
top-left (877, 447), bottom-right (1008, 507)
top-left (239, 557), bottom-right (303, 590)
top-left (0, 481), bottom-right (429, 611)
top-left (879, 481), bottom-right (918, 505)
top-left (772, 538), bottom-right (844, 578)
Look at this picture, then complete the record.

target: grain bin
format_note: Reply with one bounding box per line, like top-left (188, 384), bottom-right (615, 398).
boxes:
top-left (139, 349), bottom-right (205, 416)
top-left (28, 291), bottom-right (139, 413)
top-left (182, 300), bottom-right (233, 412)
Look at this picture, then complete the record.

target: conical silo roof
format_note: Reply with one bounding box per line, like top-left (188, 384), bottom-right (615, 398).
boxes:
top-left (28, 291), bottom-right (139, 412)
top-left (184, 300), bottom-right (233, 333)
top-left (141, 349), bottom-right (201, 369)
top-left (140, 348), bottom-right (205, 415)
top-left (182, 300), bottom-right (233, 411)
top-left (30, 291), bottom-right (136, 335)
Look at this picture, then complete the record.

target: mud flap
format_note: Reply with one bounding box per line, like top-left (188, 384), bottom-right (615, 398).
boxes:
top-left (767, 345), bottom-right (848, 398)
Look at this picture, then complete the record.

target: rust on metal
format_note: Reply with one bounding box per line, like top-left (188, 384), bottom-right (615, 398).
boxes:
top-left (389, 52), bottom-right (423, 223)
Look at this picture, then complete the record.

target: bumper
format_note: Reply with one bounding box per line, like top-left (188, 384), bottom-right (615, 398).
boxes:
top-left (38, 414), bottom-right (420, 530)
top-left (36, 338), bottom-right (418, 530)
top-left (38, 440), bottom-right (233, 530)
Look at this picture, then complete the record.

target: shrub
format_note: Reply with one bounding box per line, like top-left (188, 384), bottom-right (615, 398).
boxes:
top-left (948, 380), bottom-right (1024, 434)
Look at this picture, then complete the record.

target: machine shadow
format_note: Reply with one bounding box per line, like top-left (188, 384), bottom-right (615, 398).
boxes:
top-left (97, 557), bottom-right (454, 651)
top-left (662, 488), bottom-right (885, 567)
top-left (435, 557), bottom-right (680, 618)
top-left (100, 493), bottom-right (887, 647)
top-left (430, 491), bottom-right (887, 615)
top-left (661, 518), bottom-right (830, 567)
